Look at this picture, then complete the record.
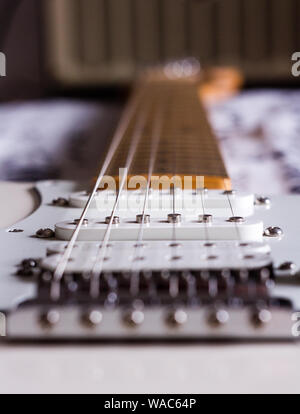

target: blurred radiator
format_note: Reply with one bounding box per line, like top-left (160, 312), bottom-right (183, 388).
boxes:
top-left (45, 0), bottom-right (300, 85)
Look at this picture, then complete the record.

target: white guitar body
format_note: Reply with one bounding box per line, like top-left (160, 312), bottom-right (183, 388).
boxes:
top-left (1, 181), bottom-right (300, 394)
top-left (1, 180), bottom-right (299, 341)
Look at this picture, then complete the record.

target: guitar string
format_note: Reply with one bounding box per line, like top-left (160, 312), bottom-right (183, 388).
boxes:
top-left (50, 85), bottom-right (145, 301)
top-left (169, 84), bottom-right (181, 299)
top-left (223, 178), bottom-right (252, 297)
top-left (129, 101), bottom-right (164, 297)
top-left (89, 103), bottom-right (150, 299)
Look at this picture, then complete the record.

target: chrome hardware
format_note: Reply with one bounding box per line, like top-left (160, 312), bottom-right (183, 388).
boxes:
top-left (124, 309), bottom-right (145, 327)
top-left (36, 228), bottom-right (55, 239)
top-left (52, 197), bottom-right (69, 207)
top-left (227, 216), bottom-right (245, 223)
top-left (199, 214), bottom-right (213, 223)
top-left (166, 309), bottom-right (188, 327)
top-left (264, 226), bottom-right (283, 237)
top-left (208, 309), bottom-right (229, 326)
top-left (136, 214), bottom-right (150, 224)
top-left (105, 216), bottom-right (120, 225)
top-left (167, 213), bottom-right (182, 224)
top-left (17, 258), bottom-right (39, 278)
top-left (73, 218), bottom-right (89, 226)
top-left (252, 308), bottom-right (272, 327)
top-left (21, 259), bottom-right (38, 269)
top-left (255, 196), bottom-right (271, 206)
top-left (277, 261), bottom-right (297, 276)
top-left (81, 310), bottom-right (103, 327)
top-left (40, 310), bottom-right (60, 328)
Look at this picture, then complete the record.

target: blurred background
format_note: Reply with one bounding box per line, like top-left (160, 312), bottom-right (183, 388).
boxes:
top-left (0, 0), bottom-right (300, 193)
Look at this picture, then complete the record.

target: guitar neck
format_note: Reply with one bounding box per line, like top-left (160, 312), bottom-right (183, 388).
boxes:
top-left (105, 71), bottom-right (231, 190)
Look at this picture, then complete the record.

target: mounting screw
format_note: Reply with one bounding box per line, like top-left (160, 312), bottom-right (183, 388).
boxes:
top-left (36, 228), bottom-right (55, 239)
top-left (208, 309), bottom-right (229, 326)
top-left (81, 310), bottom-right (103, 327)
top-left (8, 229), bottom-right (23, 233)
top-left (166, 309), bottom-right (188, 327)
top-left (251, 308), bottom-right (272, 327)
top-left (255, 196), bottom-right (271, 206)
top-left (123, 309), bottom-right (145, 327)
top-left (264, 226), bottom-right (283, 238)
top-left (223, 190), bottom-right (236, 196)
top-left (227, 216), bottom-right (245, 223)
top-left (40, 310), bottom-right (60, 328)
top-left (52, 198), bottom-right (69, 207)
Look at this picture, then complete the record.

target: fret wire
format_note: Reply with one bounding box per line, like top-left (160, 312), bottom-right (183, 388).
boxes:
top-left (50, 84), bottom-right (145, 301)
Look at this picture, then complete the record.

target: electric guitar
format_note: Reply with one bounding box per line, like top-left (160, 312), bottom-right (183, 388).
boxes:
top-left (1, 61), bottom-right (299, 341)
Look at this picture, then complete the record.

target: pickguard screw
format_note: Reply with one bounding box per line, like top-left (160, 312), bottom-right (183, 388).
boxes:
top-left (255, 196), bottom-right (271, 206)
top-left (52, 197), bottom-right (69, 207)
top-left (277, 261), bottom-right (296, 275)
top-left (21, 258), bottom-right (38, 268)
top-left (9, 229), bottom-right (23, 233)
top-left (264, 226), bottom-right (283, 237)
top-left (36, 228), bottom-right (55, 239)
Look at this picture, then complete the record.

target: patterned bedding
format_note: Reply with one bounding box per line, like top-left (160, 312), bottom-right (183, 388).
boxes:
top-left (0, 90), bottom-right (299, 194)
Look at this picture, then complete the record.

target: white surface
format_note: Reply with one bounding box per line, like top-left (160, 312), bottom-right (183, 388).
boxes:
top-left (1, 181), bottom-right (300, 394)
top-left (0, 343), bottom-right (300, 394)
